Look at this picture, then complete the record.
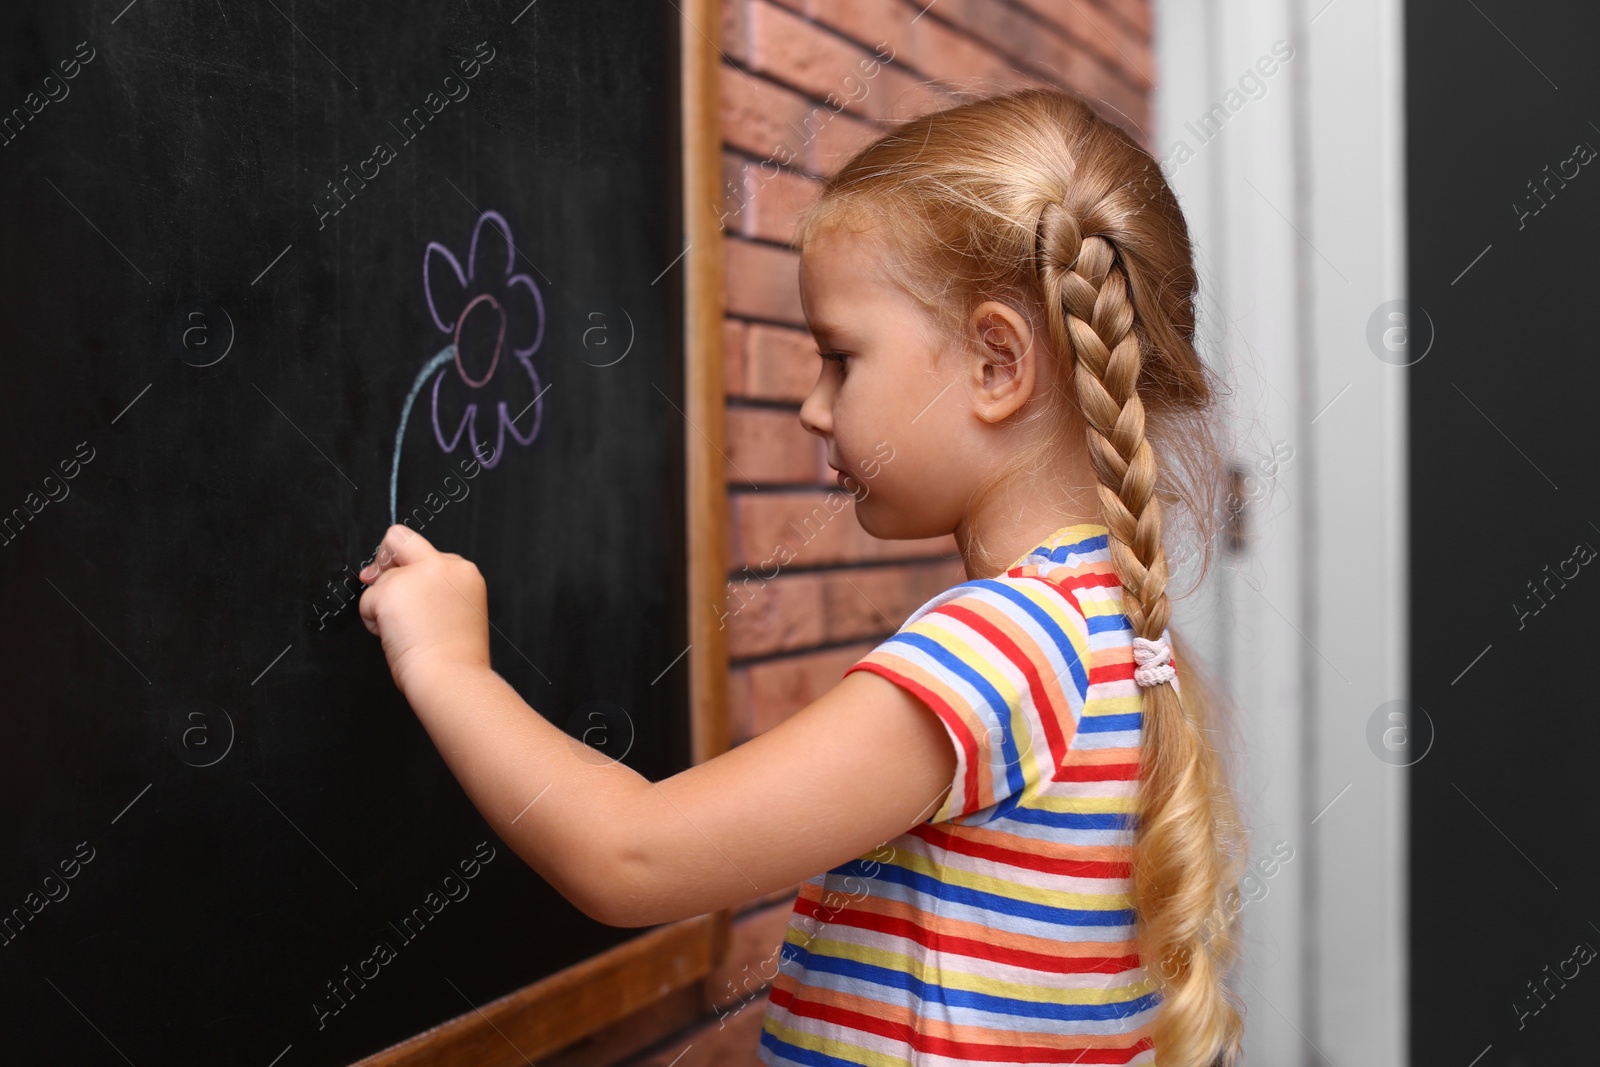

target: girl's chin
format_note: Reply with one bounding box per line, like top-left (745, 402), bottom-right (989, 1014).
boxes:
top-left (854, 506), bottom-right (952, 544)
top-left (852, 498), bottom-right (906, 541)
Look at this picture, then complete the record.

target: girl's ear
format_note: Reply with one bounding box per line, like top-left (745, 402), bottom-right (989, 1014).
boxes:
top-left (968, 300), bottom-right (1039, 424)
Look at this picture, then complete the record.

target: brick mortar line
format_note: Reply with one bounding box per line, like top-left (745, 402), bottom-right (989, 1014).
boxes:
top-left (720, 13), bottom-right (1153, 185)
top-left (989, 0), bottom-right (1155, 94)
top-left (726, 397), bottom-right (804, 412)
top-left (1003, 0), bottom-right (1154, 48)
top-left (727, 4), bottom-right (934, 87)
top-left (725, 12), bottom-right (1102, 119)
top-left (1074, 0), bottom-right (1153, 45)
top-left (993, 0), bottom-right (1154, 52)
top-left (823, 0), bottom-right (1154, 101)
top-left (730, 636), bottom-right (893, 669)
top-left (725, 556), bottom-right (962, 579)
top-left (720, 50), bottom-right (1148, 177)
top-left (724, 312), bottom-right (811, 332)
top-left (843, 0), bottom-right (1155, 101)
top-left (720, 144), bottom-right (822, 187)
top-left (997, 32), bottom-right (1155, 103)
top-left (719, 48), bottom-right (929, 128)
top-left (726, 483), bottom-right (860, 493)
top-left (724, 231), bottom-right (808, 256)
top-left (731, 486), bottom-right (946, 500)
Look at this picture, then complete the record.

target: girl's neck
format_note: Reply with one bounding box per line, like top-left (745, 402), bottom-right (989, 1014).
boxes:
top-left (955, 393), bottom-right (1108, 581)
top-left (956, 486), bottom-right (1105, 581)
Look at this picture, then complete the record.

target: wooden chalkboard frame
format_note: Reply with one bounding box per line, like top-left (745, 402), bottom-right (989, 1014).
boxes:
top-left (352, 0), bottom-right (732, 1061)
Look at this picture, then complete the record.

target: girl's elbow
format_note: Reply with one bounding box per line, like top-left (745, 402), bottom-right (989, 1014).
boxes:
top-left (579, 881), bottom-right (644, 928)
top-left (584, 846), bottom-right (719, 927)
top-left (585, 892), bottom-right (655, 928)
top-left (577, 839), bottom-right (657, 928)
top-left (504, 835), bottom-right (645, 927)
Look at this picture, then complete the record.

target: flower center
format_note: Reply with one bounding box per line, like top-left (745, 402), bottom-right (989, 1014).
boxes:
top-left (453, 292), bottom-right (505, 388)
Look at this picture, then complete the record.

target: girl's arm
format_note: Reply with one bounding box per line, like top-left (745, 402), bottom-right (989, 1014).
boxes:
top-left (359, 525), bottom-right (957, 928)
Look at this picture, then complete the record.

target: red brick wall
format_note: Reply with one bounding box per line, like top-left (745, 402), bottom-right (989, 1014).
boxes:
top-left (546, 4), bottom-right (1156, 1065)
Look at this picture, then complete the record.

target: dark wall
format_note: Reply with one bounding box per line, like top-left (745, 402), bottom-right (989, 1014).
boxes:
top-left (0, 3), bottom-right (688, 1063)
top-left (1407, 1), bottom-right (1600, 1060)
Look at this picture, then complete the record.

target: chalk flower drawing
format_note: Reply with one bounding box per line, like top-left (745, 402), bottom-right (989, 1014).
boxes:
top-left (389, 209), bottom-right (548, 523)
top-left (425, 209), bottom-right (547, 461)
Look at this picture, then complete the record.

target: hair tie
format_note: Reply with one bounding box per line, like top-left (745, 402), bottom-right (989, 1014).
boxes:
top-left (1132, 636), bottom-right (1176, 688)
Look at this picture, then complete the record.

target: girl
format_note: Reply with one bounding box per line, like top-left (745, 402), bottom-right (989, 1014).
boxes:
top-left (358, 87), bottom-right (1251, 1067)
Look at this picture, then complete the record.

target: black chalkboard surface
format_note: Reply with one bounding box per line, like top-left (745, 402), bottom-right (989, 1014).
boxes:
top-left (0, 3), bottom-right (689, 1063)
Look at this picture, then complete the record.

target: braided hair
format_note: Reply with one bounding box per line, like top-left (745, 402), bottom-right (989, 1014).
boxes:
top-left (794, 88), bottom-right (1253, 1065)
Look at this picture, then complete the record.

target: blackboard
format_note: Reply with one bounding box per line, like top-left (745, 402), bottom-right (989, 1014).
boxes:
top-left (1407, 0), bottom-right (1600, 1060)
top-left (0, 2), bottom-right (702, 1063)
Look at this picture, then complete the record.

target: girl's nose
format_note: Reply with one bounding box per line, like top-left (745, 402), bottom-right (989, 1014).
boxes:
top-left (799, 369), bottom-right (831, 439)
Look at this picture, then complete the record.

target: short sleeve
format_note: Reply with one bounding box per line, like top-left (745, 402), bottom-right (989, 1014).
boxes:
top-left (843, 576), bottom-right (1091, 825)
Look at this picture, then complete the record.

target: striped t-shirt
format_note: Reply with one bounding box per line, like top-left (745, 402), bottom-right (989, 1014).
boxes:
top-left (758, 523), bottom-right (1179, 1067)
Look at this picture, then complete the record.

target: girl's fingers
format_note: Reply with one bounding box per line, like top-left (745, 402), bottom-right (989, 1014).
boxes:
top-left (358, 580), bottom-right (380, 631)
top-left (360, 524), bottom-right (437, 582)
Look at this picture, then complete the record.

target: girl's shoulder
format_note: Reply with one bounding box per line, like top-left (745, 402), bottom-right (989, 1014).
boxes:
top-left (895, 570), bottom-right (1088, 637)
top-left (895, 523), bottom-right (1125, 634)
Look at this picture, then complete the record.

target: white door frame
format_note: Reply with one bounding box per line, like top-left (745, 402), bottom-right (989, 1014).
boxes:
top-left (1151, 0), bottom-right (1409, 1063)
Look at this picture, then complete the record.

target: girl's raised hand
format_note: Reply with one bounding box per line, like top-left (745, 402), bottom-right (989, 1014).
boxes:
top-left (357, 524), bottom-right (492, 694)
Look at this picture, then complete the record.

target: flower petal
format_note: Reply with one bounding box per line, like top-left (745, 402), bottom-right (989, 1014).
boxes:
top-left (423, 240), bottom-right (469, 334)
top-left (498, 355), bottom-right (545, 449)
top-left (430, 359), bottom-right (476, 453)
top-left (468, 210), bottom-right (516, 283)
top-left (505, 273), bottom-right (546, 358)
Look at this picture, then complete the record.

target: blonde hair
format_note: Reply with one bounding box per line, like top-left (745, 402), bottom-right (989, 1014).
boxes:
top-left (795, 88), bottom-right (1253, 1065)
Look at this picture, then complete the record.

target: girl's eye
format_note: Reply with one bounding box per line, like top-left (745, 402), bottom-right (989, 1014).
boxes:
top-left (820, 350), bottom-right (849, 371)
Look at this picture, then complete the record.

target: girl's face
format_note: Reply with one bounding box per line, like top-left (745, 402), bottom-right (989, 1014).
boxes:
top-left (797, 224), bottom-right (989, 541)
